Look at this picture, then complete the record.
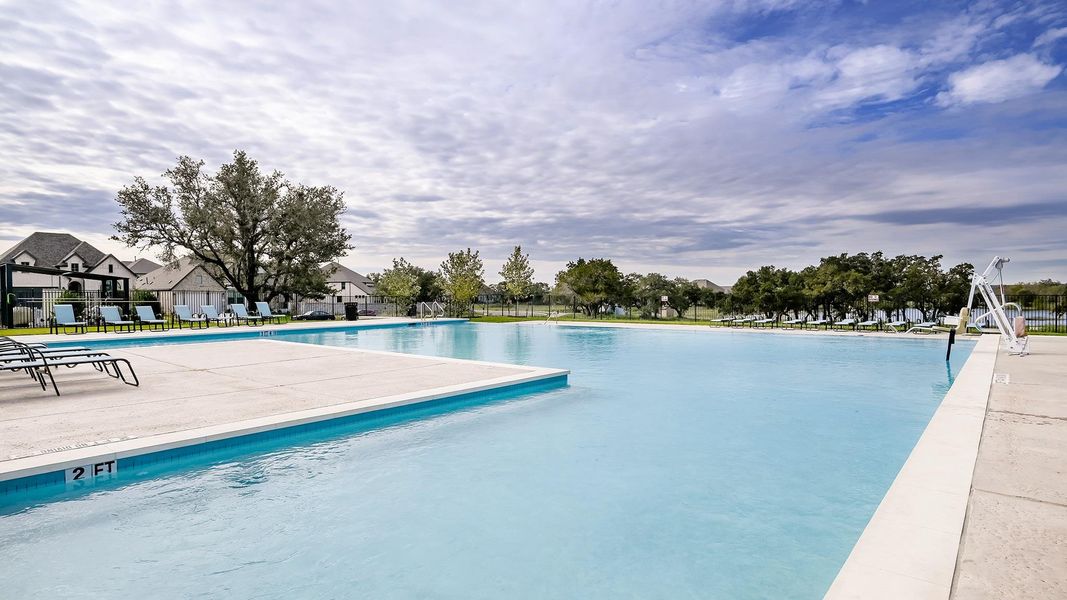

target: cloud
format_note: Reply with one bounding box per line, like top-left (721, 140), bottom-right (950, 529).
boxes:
top-left (937, 54), bottom-right (1063, 106)
top-left (0, 0), bottom-right (1065, 283)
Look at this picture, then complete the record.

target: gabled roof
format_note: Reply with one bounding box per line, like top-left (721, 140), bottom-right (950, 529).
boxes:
top-left (125, 257), bottom-right (163, 276)
top-left (58, 240), bottom-right (106, 269)
top-left (692, 279), bottom-right (725, 293)
top-left (0, 232), bottom-right (106, 269)
top-left (324, 261), bottom-right (376, 295)
top-left (137, 257), bottom-right (220, 291)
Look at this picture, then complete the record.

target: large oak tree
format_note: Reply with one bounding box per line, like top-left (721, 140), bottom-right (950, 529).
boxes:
top-left (113, 150), bottom-right (352, 306)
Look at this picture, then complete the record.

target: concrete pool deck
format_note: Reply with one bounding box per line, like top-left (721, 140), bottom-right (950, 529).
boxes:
top-left (951, 334), bottom-right (1067, 599)
top-left (0, 337), bottom-right (567, 488)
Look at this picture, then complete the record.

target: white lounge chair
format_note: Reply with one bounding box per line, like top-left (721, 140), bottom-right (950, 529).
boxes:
top-left (806, 318), bottom-right (831, 330)
top-left (905, 321), bottom-right (938, 334)
top-left (753, 317), bottom-right (776, 328)
top-left (782, 317), bottom-right (805, 328)
top-left (732, 316), bottom-right (755, 327)
top-left (857, 319), bottom-right (880, 331)
top-left (884, 320), bottom-right (908, 332)
top-left (832, 318), bottom-right (857, 330)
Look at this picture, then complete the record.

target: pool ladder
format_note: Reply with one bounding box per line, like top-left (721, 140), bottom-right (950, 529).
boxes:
top-left (418, 301), bottom-right (445, 320)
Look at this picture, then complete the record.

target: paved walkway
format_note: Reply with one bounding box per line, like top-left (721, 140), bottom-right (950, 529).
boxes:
top-left (952, 335), bottom-right (1067, 598)
top-left (0, 339), bottom-right (565, 483)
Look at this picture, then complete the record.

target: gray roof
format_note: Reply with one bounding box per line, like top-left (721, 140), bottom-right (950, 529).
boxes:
top-left (325, 262), bottom-right (376, 294)
top-left (0, 232), bottom-right (106, 269)
top-left (137, 257), bottom-right (219, 290)
top-left (692, 279), bottom-right (726, 293)
top-left (125, 257), bottom-right (163, 276)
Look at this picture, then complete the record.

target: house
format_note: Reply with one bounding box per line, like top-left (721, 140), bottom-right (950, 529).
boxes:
top-left (322, 261), bottom-right (376, 303)
top-left (692, 279), bottom-right (727, 294)
top-left (125, 258), bottom-right (163, 277)
top-left (0, 231), bottom-right (137, 294)
top-left (137, 257), bottom-right (228, 313)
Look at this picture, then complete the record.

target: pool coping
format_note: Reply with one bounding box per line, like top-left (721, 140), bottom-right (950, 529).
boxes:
top-left (542, 319), bottom-right (976, 342)
top-left (822, 333), bottom-right (999, 599)
top-left (0, 339), bottom-right (568, 486)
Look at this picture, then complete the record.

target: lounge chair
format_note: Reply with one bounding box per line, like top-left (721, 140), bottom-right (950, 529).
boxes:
top-left (752, 317), bottom-right (776, 328)
top-left (100, 306), bottom-right (136, 333)
top-left (805, 318), bottom-right (831, 330)
top-left (857, 319), bottom-right (880, 331)
top-left (174, 305), bottom-right (208, 329)
top-left (708, 317), bottom-right (734, 326)
top-left (0, 343), bottom-right (138, 396)
top-left (52, 304), bottom-right (87, 334)
top-left (230, 303), bottom-right (263, 326)
top-left (832, 318), bottom-right (857, 331)
top-left (255, 302), bottom-right (283, 325)
top-left (732, 316), bottom-right (755, 327)
top-left (782, 317), bottom-right (805, 329)
top-left (905, 321), bottom-right (938, 334)
top-left (202, 305), bottom-right (230, 327)
top-left (884, 320), bottom-right (908, 333)
top-left (135, 305), bottom-right (168, 331)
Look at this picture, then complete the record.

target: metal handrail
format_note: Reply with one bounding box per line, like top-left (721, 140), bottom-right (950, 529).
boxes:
top-left (418, 301), bottom-right (445, 319)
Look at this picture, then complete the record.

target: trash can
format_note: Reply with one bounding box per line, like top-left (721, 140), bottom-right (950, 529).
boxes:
top-left (344, 302), bottom-right (360, 321)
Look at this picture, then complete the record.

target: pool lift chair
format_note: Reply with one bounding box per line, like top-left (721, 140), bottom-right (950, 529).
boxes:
top-left (967, 256), bottom-right (1029, 356)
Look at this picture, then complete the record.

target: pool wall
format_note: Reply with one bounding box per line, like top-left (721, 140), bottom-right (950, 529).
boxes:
top-left (0, 338), bottom-right (567, 501)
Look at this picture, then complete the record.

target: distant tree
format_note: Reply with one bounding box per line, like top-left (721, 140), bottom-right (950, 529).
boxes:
top-left (113, 150), bottom-right (351, 306)
top-left (555, 258), bottom-right (622, 316)
top-left (499, 245), bottom-right (535, 309)
top-left (440, 248), bottom-right (485, 315)
top-left (413, 266), bottom-right (444, 303)
top-left (377, 258), bottom-right (421, 314)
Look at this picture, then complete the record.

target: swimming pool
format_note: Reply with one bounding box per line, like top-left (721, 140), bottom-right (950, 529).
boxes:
top-left (0, 323), bottom-right (972, 599)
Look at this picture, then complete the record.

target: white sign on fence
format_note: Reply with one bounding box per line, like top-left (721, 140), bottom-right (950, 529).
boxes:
top-left (867, 294), bottom-right (880, 303)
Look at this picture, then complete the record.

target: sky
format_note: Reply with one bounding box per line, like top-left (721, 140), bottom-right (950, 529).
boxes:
top-left (1, 0), bottom-right (1065, 284)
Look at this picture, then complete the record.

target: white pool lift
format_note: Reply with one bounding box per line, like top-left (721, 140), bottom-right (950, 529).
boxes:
top-left (967, 256), bottom-right (1029, 356)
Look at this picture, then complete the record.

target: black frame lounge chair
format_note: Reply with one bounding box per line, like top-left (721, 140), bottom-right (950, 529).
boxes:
top-left (255, 302), bottom-right (284, 325)
top-left (782, 317), bottom-right (805, 329)
top-left (0, 343), bottom-right (139, 396)
top-left (201, 305), bottom-right (230, 327)
top-left (230, 304), bottom-right (263, 326)
top-left (174, 305), bottom-right (208, 329)
top-left (857, 319), bottom-right (880, 331)
top-left (100, 305), bottom-right (137, 333)
top-left (753, 317), bottom-right (777, 328)
top-left (52, 304), bottom-right (87, 334)
top-left (135, 305), bottom-right (168, 332)
top-left (832, 318), bottom-right (857, 331)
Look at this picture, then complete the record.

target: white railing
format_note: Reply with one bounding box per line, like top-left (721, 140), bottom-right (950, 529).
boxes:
top-left (417, 301), bottom-right (445, 319)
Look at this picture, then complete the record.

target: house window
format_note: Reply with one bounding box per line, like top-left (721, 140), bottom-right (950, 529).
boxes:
top-left (340, 282), bottom-right (346, 290)
top-left (19, 261), bottom-right (29, 266)
top-left (108, 264), bottom-right (114, 273)
top-left (336, 296), bottom-right (342, 303)
top-left (195, 275), bottom-right (204, 285)
top-left (70, 263), bottom-right (80, 272)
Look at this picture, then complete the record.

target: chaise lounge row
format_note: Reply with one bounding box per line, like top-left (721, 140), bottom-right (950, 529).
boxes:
top-left (52, 302), bottom-right (285, 334)
top-left (708, 316), bottom-right (946, 333)
top-left (0, 336), bottom-right (139, 395)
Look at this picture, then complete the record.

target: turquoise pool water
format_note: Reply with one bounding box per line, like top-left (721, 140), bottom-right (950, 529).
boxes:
top-left (0, 323), bottom-right (972, 599)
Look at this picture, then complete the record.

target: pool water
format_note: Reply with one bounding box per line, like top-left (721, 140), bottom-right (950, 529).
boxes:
top-left (0, 323), bottom-right (971, 599)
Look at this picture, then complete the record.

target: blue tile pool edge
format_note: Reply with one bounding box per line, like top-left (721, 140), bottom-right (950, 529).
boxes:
top-left (0, 372), bottom-right (568, 504)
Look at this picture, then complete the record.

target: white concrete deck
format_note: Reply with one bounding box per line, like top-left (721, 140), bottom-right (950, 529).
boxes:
top-left (0, 337), bottom-right (566, 484)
